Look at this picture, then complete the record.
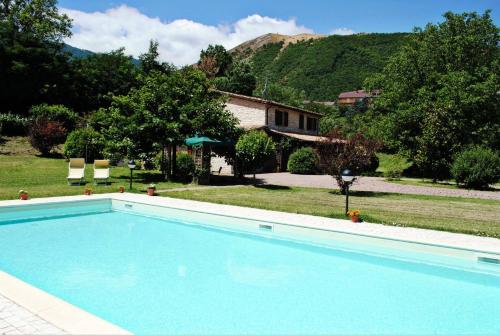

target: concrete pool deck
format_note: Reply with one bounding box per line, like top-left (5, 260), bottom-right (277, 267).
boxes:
top-left (0, 193), bottom-right (499, 334)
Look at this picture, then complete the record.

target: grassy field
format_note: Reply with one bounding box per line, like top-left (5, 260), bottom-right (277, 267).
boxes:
top-left (1, 136), bottom-right (499, 237)
top-left (166, 186), bottom-right (500, 237)
top-left (0, 138), bottom-right (187, 199)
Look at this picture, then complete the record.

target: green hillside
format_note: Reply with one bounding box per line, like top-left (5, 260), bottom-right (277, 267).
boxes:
top-left (242, 33), bottom-right (409, 101)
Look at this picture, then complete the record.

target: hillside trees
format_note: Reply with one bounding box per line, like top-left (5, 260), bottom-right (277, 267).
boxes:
top-left (71, 48), bottom-right (140, 113)
top-left (199, 44), bottom-right (257, 96)
top-left (367, 11), bottom-right (500, 180)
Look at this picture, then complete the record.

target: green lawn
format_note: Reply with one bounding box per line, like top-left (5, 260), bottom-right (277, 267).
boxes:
top-left (165, 186), bottom-right (500, 238)
top-left (0, 136), bottom-right (202, 200)
top-left (388, 178), bottom-right (460, 189)
top-left (1, 136), bottom-right (499, 238)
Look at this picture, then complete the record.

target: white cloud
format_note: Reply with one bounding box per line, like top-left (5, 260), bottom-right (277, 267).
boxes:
top-left (61, 5), bottom-right (313, 65)
top-left (330, 28), bottom-right (356, 36)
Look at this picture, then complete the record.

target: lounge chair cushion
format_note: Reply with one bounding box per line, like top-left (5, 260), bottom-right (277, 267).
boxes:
top-left (94, 169), bottom-right (110, 179)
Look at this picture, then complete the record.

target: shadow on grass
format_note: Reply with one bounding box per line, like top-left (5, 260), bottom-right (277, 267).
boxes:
top-left (35, 152), bottom-right (64, 159)
top-left (328, 190), bottom-right (395, 197)
top-left (255, 184), bottom-right (292, 191)
top-left (114, 171), bottom-right (170, 184)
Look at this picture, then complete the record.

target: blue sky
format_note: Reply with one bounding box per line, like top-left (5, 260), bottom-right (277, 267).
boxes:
top-left (58, 0), bottom-right (499, 65)
top-left (59, 0), bottom-right (499, 34)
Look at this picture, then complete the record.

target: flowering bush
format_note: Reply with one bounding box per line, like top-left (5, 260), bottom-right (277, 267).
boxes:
top-left (29, 118), bottom-right (67, 155)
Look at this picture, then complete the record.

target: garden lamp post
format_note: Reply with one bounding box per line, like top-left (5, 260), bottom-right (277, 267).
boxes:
top-left (128, 160), bottom-right (136, 190)
top-left (341, 169), bottom-right (355, 215)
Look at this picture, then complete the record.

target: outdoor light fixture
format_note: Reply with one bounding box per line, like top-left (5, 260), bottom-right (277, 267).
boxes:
top-left (128, 160), bottom-right (136, 190)
top-left (341, 169), bottom-right (355, 215)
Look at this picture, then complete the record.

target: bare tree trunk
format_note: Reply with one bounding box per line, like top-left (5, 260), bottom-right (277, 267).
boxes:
top-left (172, 143), bottom-right (177, 179)
top-left (166, 144), bottom-right (172, 180)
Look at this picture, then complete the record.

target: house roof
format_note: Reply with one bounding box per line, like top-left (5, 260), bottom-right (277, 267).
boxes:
top-left (267, 129), bottom-right (329, 142)
top-left (218, 91), bottom-right (324, 117)
top-left (338, 90), bottom-right (371, 99)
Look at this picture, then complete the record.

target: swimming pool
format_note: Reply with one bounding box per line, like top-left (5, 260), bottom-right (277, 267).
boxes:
top-left (0, 197), bottom-right (499, 334)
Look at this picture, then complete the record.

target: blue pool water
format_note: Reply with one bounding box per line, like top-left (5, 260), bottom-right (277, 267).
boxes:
top-left (0, 206), bottom-right (499, 334)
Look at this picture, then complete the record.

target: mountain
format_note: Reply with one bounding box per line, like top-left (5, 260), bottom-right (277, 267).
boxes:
top-left (63, 44), bottom-right (141, 65)
top-left (230, 33), bottom-right (409, 101)
top-left (63, 44), bottom-right (95, 58)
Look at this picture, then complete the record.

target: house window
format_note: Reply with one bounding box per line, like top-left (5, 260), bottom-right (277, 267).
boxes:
top-left (275, 110), bottom-right (288, 127)
top-left (306, 117), bottom-right (317, 131)
top-left (299, 114), bottom-right (304, 129)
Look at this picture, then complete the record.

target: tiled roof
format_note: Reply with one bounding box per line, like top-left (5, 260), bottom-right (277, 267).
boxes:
top-left (338, 90), bottom-right (371, 99)
top-left (217, 91), bottom-right (324, 117)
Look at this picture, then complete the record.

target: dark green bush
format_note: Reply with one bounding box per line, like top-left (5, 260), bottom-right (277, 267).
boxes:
top-left (176, 152), bottom-right (196, 182)
top-left (362, 154), bottom-right (380, 176)
top-left (451, 146), bottom-right (500, 190)
top-left (30, 104), bottom-right (78, 131)
top-left (0, 113), bottom-right (30, 135)
top-left (287, 147), bottom-right (318, 174)
top-left (64, 128), bottom-right (105, 162)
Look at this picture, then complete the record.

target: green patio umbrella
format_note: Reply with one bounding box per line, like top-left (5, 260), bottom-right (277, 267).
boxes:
top-left (185, 135), bottom-right (222, 147)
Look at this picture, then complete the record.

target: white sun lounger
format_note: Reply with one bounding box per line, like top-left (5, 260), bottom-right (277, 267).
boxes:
top-left (67, 158), bottom-right (85, 185)
top-left (93, 160), bottom-right (110, 185)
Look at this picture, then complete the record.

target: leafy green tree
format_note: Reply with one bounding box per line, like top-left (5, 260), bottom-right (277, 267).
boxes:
top-left (214, 60), bottom-right (256, 95)
top-left (72, 48), bottom-right (139, 112)
top-left (0, 0), bottom-right (73, 115)
top-left (94, 67), bottom-right (239, 178)
top-left (64, 127), bottom-right (105, 162)
top-left (199, 44), bottom-right (233, 77)
top-left (0, 0), bottom-right (71, 42)
top-left (367, 11), bottom-right (500, 180)
top-left (139, 40), bottom-right (174, 75)
top-left (236, 130), bottom-right (276, 181)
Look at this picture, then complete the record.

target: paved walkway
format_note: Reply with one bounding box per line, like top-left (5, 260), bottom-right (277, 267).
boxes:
top-left (0, 294), bottom-right (64, 335)
top-left (251, 173), bottom-right (500, 200)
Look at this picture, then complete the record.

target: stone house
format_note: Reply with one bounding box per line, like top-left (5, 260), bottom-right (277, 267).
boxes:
top-left (211, 91), bottom-right (326, 174)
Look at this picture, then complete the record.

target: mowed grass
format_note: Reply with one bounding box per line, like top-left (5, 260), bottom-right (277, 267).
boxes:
top-left (0, 137), bottom-right (188, 199)
top-left (2, 136), bottom-right (499, 237)
top-left (165, 186), bottom-right (500, 238)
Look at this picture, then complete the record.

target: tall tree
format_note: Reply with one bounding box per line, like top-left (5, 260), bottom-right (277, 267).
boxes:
top-left (94, 67), bottom-right (239, 179)
top-left (367, 11), bottom-right (500, 179)
top-left (0, 0), bottom-right (73, 114)
top-left (198, 44), bottom-right (233, 77)
top-left (139, 39), bottom-right (174, 75)
top-left (71, 48), bottom-right (139, 113)
top-left (214, 60), bottom-right (256, 96)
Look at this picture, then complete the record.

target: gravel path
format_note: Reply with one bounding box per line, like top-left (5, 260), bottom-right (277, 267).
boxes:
top-left (252, 173), bottom-right (500, 200)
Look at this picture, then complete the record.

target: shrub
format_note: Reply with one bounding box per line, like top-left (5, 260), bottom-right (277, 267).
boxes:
top-left (29, 118), bottom-right (67, 155)
top-left (451, 146), bottom-right (500, 190)
top-left (362, 154), bottom-right (380, 176)
top-left (317, 128), bottom-right (381, 189)
top-left (378, 153), bottom-right (412, 180)
top-left (176, 152), bottom-right (196, 182)
top-left (287, 147), bottom-right (318, 174)
top-left (30, 104), bottom-right (78, 131)
top-left (236, 130), bottom-right (276, 180)
top-left (0, 113), bottom-right (30, 136)
top-left (64, 128), bottom-right (105, 162)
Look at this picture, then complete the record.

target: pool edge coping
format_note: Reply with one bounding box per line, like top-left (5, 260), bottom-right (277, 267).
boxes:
top-left (0, 271), bottom-right (131, 335)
